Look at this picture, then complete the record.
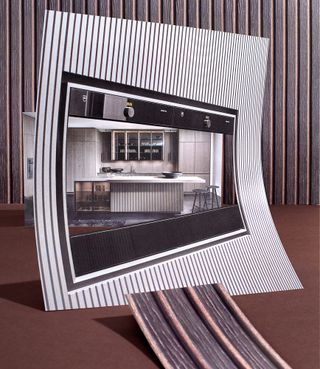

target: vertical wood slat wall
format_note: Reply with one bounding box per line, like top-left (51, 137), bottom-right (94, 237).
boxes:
top-left (0, 0), bottom-right (319, 205)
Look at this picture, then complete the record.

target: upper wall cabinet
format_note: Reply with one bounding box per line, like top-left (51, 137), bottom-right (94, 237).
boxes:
top-left (112, 131), bottom-right (164, 161)
top-left (69, 88), bottom-right (105, 118)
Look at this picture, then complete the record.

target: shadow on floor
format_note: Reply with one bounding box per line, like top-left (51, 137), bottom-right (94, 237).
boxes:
top-left (95, 316), bottom-right (161, 367)
top-left (0, 280), bottom-right (45, 311)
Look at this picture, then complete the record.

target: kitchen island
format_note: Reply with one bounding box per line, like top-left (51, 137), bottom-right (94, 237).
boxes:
top-left (74, 175), bottom-right (205, 213)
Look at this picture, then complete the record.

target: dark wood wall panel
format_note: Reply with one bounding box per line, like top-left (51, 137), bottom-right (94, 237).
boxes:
top-left (237, 0), bottom-right (249, 35)
top-left (36, 0), bottom-right (47, 88)
top-left (23, 1), bottom-right (36, 113)
top-left (149, 0), bottom-right (161, 22)
top-left (10, 0), bottom-right (23, 203)
top-left (200, 0), bottom-right (212, 30)
top-left (286, 0), bottom-right (298, 205)
top-left (61, 0), bottom-right (74, 13)
top-left (175, 0), bottom-right (187, 26)
top-left (187, 0), bottom-right (200, 27)
top-left (0, 0), bottom-right (319, 204)
top-left (98, 0), bottom-right (111, 17)
top-left (250, 0), bottom-right (261, 36)
top-left (262, 0), bottom-right (273, 203)
top-left (274, 0), bottom-right (286, 204)
top-left (310, 0), bottom-right (320, 205)
top-left (0, 0), bottom-right (10, 203)
top-left (298, 0), bottom-right (312, 204)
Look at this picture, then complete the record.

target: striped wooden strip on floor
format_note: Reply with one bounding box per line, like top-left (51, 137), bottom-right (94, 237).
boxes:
top-left (127, 284), bottom-right (292, 369)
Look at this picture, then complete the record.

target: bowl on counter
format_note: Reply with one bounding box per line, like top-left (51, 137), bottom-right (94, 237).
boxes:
top-left (162, 171), bottom-right (183, 179)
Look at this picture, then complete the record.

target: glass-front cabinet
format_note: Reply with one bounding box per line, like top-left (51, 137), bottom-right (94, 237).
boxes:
top-left (112, 131), bottom-right (164, 161)
top-left (75, 181), bottom-right (110, 211)
top-left (151, 132), bottom-right (163, 160)
top-left (127, 132), bottom-right (139, 160)
top-left (114, 132), bottom-right (126, 160)
top-left (140, 132), bottom-right (151, 160)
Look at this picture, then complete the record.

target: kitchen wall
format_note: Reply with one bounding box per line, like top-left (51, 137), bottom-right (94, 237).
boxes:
top-left (66, 128), bottom-right (178, 192)
top-left (0, 1), bottom-right (318, 204)
top-left (66, 129), bottom-right (100, 192)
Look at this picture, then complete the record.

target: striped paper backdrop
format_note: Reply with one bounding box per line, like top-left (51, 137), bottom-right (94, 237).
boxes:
top-left (34, 11), bottom-right (302, 311)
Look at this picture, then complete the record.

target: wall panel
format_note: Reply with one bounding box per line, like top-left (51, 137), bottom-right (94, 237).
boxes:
top-left (310, 0), bottom-right (320, 205)
top-left (298, 0), bottom-right (311, 204)
top-left (0, 0), bottom-right (10, 203)
top-left (10, 0), bottom-right (23, 203)
top-left (0, 0), bottom-right (319, 204)
top-left (261, 0), bottom-right (273, 203)
top-left (274, 0), bottom-right (286, 204)
top-left (286, 0), bottom-right (298, 204)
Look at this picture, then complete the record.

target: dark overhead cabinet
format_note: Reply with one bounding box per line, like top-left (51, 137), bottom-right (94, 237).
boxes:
top-left (69, 88), bottom-right (104, 118)
top-left (68, 88), bottom-right (87, 116)
top-left (68, 88), bottom-right (235, 135)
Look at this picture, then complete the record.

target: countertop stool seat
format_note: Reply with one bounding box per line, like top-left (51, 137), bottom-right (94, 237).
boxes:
top-left (192, 185), bottom-right (220, 213)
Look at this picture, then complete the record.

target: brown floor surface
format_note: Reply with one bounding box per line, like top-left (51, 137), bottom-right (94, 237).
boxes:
top-left (0, 205), bottom-right (319, 369)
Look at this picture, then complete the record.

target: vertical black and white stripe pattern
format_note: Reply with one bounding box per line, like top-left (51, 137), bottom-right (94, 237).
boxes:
top-left (34, 11), bottom-right (302, 311)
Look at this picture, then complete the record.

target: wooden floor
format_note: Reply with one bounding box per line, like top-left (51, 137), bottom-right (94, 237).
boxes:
top-left (0, 205), bottom-right (319, 369)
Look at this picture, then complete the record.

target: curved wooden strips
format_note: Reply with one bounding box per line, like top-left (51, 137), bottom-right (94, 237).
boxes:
top-left (127, 292), bottom-right (197, 369)
top-left (127, 284), bottom-right (292, 369)
top-left (155, 289), bottom-right (238, 369)
top-left (184, 286), bottom-right (263, 369)
top-left (185, 285), bottom-right (277, 369)
top-left (213, 284), bottom-right (292, 369)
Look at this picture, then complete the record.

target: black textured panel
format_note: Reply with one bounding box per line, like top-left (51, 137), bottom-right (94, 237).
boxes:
top-left (71, 205), bottom-right (245, 277)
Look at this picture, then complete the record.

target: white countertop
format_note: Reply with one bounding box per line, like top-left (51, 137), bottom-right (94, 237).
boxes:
top-left (75, 175), bottom-right (206, 184)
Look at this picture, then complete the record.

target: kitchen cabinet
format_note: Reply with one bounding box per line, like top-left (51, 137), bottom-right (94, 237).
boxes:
top-left (114, 132), bottom-right (126, 161)
top-left (178, 129), bottom-right (211, 192)
top-left (127, 132), bottom-right (139, 160)
top-left (74, 181), bottom-right (110, 211)
top-left (74, 176), bottom-right (205, 213)
top-left (69, 88), bottom-right (104, 118)
top-left (112, 131), bottom-right (164, 161)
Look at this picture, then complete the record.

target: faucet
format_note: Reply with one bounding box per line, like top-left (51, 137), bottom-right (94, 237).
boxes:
top-left (130, 165), bottom-right (136, 174)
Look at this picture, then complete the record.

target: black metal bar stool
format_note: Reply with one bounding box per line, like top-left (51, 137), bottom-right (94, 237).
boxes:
top-left (206, 185), bottom-right (220, 209)
top-left (192, 189), bottom-right (209, 212)
top-left (192, 185), bottom-right (220, 213)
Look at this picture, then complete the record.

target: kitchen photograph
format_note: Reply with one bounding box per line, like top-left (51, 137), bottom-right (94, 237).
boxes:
top-left (65, 88), bottom-right (224, 230)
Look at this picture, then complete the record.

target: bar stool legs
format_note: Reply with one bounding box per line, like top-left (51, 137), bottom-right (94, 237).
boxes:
top-left (192, 185), bottom-right (220, 213)
top-left (192, 189), bottom-right (209, 212)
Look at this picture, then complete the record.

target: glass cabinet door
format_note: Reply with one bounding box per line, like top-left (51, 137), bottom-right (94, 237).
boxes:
top-left (140, 132), bottom-right (152, 160)
top-left (114, 132), bottom-right (126, 160)
top-left (127, 132), bottom-right (139, 160)
top-left (112, 131), bottom-right (164, 161)
top-left (151, 132), bottom-right (163, 160)
top-left (74, 181), bottom-right (93, 211)
top-left (93, 182), bottom-right (110, 211)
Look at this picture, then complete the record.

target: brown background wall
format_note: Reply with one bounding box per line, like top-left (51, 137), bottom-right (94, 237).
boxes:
top-left (0, 0), bottom-right (319, 205)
